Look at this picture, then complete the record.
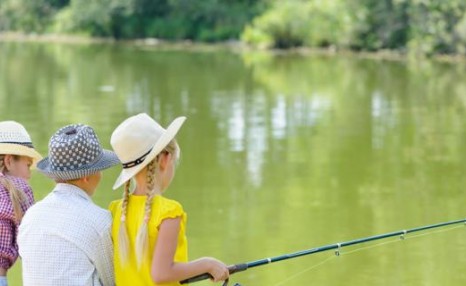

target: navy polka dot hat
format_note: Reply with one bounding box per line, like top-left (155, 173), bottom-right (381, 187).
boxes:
top-left (37, 124), bottom-right (120, 180)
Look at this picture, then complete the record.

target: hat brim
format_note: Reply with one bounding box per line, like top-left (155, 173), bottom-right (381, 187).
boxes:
top-left (0, 143), bottom-right (43, 168)
top-left (112, 116), bottom-right (186, 190)
top-left (37, 149), bottom-right (120, 181)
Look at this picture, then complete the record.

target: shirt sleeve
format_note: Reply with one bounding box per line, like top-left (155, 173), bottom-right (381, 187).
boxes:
top-left (94, 217), bottom-right (115, 286)
top-left (108, 200), bottom-right (119, 216)
top-left (0, 176), bottom-right (31, 270)
top-left (0, 218), bottom-right (16, 269)
top-left (161, 199), bottom-right (185, 220)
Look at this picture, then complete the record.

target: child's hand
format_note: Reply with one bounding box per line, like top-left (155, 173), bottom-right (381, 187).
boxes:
top-left (203, 257), bottom-right (230, 282)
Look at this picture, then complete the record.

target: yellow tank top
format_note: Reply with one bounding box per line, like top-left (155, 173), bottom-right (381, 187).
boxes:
top-left (109, 195), bottom-right (188, 286)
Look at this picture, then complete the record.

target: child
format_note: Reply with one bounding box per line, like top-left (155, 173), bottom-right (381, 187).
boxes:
top-left (0, 121), bottom-right (42, 286)
top-left (109, 113), bottom-right (229, 285)
top-left (18, 124), bottom-right (118, 286)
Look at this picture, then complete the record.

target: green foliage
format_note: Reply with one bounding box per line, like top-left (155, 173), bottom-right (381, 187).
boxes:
top-left (0, 0), bottom-right (68, 32)
top-left (2, 0), bottom-right (466, 55)
top-left (339, 0), bottom-right (466, 55)
top-left (1, 0), bottom-right (263, 40)
top-left (454, 15), bottom-right (466, 54)
top-left (241, 0), bottom-right (355, 49)
top-left (242, 0), bottom-right (466, 55)
top-left (242, 2), bottom-right (308, 49)
top-left (144, 0), bottom-right (264, 41)
top-left (407, 0), bottom-right (466, 56)
top-left (345, 0), bottom-right (410, 51)
top-left (55, 0), bottom-right (113, 35)
top-left (54, 0), bottom-right (263, 39)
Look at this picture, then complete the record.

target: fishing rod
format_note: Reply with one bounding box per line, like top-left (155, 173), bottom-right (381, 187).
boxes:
top-left (181, 218), bottom-right (465, 285)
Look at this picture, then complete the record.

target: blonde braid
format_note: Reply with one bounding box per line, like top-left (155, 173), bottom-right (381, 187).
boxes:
top-left (133, 140), bottom-right (180, 267)
top-left (0, 155), bottom-right (27, 223)
top-left (135, 159), bottom-right (157, 267)
top-left (118, 180), bottom-right (131, 265)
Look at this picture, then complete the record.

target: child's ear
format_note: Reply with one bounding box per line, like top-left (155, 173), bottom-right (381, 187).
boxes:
top-left (159, 152), bottom-right (171, 171)
top-left (81, 176), bottom-right (90, 183)
top-left (3, 154), bottom-right (13, 170)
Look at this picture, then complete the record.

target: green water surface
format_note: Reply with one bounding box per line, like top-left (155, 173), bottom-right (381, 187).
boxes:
top-left (0, 42), bottom-right (464, 285)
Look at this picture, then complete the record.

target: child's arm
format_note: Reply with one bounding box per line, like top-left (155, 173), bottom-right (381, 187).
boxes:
top-left (151, 217), bottom-right (229, 284)
top-left (0, 218), bottom-right (14, 270)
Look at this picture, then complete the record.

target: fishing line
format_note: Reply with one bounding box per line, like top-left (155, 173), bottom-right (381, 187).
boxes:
top-left (270, 224), bottom-right (463, 286)
top-left (340, 238), bottom-right (399, 256)
top-left (272, 256), bottom-right (337, 286)
top-left (343, 224), bottom-right (463, 256)
top-left (268, 240), bottom-right (398, 285)
top-left (267, 238), bottom-right (400, 286)
top-left (407, 224), bottom-right (463, 239)
top-left (181, 218), bottom-right (465, 285)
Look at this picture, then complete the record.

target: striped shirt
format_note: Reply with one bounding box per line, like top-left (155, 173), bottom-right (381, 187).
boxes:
top-left (0, 175), bottom-right (34, 269)
top-left (18, 183), bottom-right (114, 286)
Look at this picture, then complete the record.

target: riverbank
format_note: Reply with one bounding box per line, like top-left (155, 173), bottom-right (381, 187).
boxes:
top-left (1, 32), bottom-right (465, 64)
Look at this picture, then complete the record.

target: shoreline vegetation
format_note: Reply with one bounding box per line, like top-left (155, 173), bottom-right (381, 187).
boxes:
top-left (2, 32), bottom-right (466, 64)
top-left (1, 1), bottom-right (466, 63)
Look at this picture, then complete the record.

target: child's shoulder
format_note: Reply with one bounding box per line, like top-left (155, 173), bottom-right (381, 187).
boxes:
top-left (0, 175), bottom-right (30, 193)
top-left (108, 199), bottom-right (122, 213)
top-left (3, 174), bottom-right (29, 186)
top-left (157, 196), bottom-right (182, 207)
top-left (157, 196), bottom-right (185, 218)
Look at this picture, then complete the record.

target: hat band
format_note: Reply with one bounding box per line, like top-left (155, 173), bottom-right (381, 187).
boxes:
top-left (122, 148), bottom-right (152, 169)
top-left (0, 141), bottom-right (34, 148)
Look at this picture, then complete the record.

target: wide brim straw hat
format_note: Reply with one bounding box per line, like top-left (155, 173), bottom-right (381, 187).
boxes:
top-left (111, 113), bottom-right (186, 190)
top-left (37, 124), bottom-right (120, 181)
top-left (0, 121), bottom-right (43, 167)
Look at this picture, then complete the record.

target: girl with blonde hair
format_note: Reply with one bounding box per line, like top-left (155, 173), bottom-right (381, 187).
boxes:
top-left (109, 113), bottom-right (229, 285)
top-left (0, 121), bottom-right (42, 286)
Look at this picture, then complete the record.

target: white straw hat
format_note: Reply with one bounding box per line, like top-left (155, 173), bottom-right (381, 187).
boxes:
top-left (0, 121), bottom-right (43, 167)
top-left (111, 113), bottom-right (186, 190)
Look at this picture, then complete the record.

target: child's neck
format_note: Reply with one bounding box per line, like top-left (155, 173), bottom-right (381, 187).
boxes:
top-left (133, 186), bottom-right (162, 196)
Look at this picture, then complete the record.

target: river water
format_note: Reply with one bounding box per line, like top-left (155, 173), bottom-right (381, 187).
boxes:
top-left (0, 41), bottom-right (464, 285)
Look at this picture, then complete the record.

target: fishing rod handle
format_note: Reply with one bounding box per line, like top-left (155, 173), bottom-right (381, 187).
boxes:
top-left (180, 263), bottom-right (248, 284)
top-left (180, 273), bottom-right (211, 284)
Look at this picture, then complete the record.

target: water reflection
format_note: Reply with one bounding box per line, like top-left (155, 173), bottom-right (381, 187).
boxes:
top-left (0, 41), bottom-right (464, 285)
top-left (371, 90), bottom-right (396, 150)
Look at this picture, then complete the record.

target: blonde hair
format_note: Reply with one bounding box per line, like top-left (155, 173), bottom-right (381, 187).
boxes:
top-left (118, 140), bottom-right (179, 267)
top-left (0, 154), bottom-right (28, 223)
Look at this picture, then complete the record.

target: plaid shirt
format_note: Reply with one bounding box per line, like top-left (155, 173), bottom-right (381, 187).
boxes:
top-left (0, 175), bottom-right (34, 269)
top-left (18, 183), bottom-right (114, 286)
